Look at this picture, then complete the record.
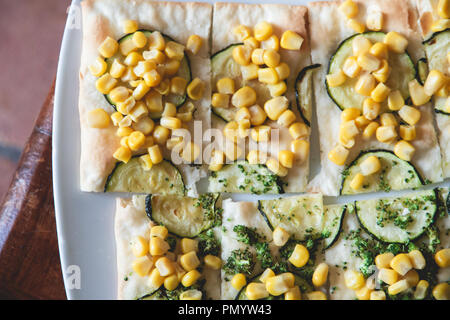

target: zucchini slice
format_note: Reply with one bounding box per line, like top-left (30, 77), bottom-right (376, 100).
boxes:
top-left (327, 32), bottom-right (416, 111)
top-left (423, 29), bottom-right (450, 115)
top-left (211, 43), bottom-right (274, 122)
top-left (322, 204), bottom-right (346, 249)
top-left (417, 58), bottom-right (428, 85)
top-left (295, 64), bottom-right (321, 126)
top-left (258, 194), bottom-right (323, 240)
top-left (355, 189), bottom-right (437, 243)
top-left (341, 150), bottom-right (423, 195)
top-left (235, 273), bottom-right (312, 300)
top-left (208, 160), bottom-right (283, 194)
top-left (105, 30), bottom-right (191, 115)
top-left (104, 158), bottom-right (185, 195)
top-left (145, 193), bottom-right (219, 238)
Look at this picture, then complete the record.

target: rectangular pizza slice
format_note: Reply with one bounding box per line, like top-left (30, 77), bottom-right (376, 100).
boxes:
top-left (221, 194), bottom-right (328, 300)
top-left (307, 0), bottom-right (443, 196)
top-left (79, 0), bottom-right (212, 195)
top-left (416, 0), bottom-right (450, 178)
top-left (208, 2), bottom-right (314, 194)
top-left (115, 193), bottom-right (221, 300)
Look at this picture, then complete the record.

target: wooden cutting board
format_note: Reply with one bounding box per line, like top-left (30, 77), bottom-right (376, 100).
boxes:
top-left (0, 83), bottom-right (66, 299)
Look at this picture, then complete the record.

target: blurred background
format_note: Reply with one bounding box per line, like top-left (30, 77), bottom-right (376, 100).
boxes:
top-left (0, 0), bottom-right (70, 202)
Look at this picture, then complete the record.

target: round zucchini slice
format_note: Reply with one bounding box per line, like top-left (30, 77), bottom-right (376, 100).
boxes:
top-left (104, 158), bottom-right (185, 195)
top-left (340, 150), bottom-right (423, 195)
top-left (145, 193), bottom-right (219, 238)
top-left (295, 64), bottom-right (321, 126)
top-left (423, 29), bottom-right (450, 115)
top-left (327, 32), bottom-right (416, 111)
top-left (211, 43), bottom-right (275, 122)
top-left (208, 160), bottom-right (283, 194)
top-left (355, 189), bottom-right (437, 243)
top-left (235, 273), bottom-right (312, 300)
top-left (322, 204), bottom-right (346, 249)
top-left (258, 194), bottom-right (323, 240)
top-left (104, 30), bottom-right (192, 115)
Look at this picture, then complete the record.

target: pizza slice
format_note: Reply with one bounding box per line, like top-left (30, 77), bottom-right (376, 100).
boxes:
top-left (79, 0), bottom-right (212, 195)
top-left (307, 0), bottom-right (443, 196)
top-left (115, 193), bottom-right (222, 300)
top-left (416, 0), bottom-right (450, 178)
top-left (208, 3), bottom-right (315, 194)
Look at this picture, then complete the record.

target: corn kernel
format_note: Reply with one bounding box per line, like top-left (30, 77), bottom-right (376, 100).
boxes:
top-left (244, 36), bottom-right (260, 49)
top-left (355, 115), bottom-right (371, 129)
top-left (267, 82), bottom-right (287, 97)
top-left (143, 49), bottom-right (165, 64)
top-left (353, 35), bottom-right (372, 56)
top-left (355, 285), bottom-right (373, 300)
top-left (263, 49), bottom-right (280, 68)
top-left (96, 73), bottom-right (117, 94)
top-left (388, 279), bottom-right (410, 295)
top-left (312, 263), bottom-right (329, 287)
top-left (251, 48), bottom-right (265, 65)
top-left (344, 270), bottom-right (365, 290)
top-left (132, 256), bottom-right (153, 277)
top-left (186, 34), bottom-right (202, 55)
top-left (350, 173), bottom-right (364, 190)
top-left (113, 146), bottom-right (132, 163)
top-left (288, 244), bottom-right (309, 268)
top-left (435, 248), bottom-right (450, 268)
top-left (327, 69), bottom-right (347, 87)
top-left (378, 268), bottom-right (399, 285)
top-left (277, 110), bottom-right (296, 128)
top-left (357, 52), bottom-right (380, 72)
top-left (132, 236), bottom-right (149, 257)
top-left (156, 257), bottom-right (175, 277)
top-left (376, 125), bottom-right (397, 143)
top-left (264, 96), bottom-right (289, 120)
top-left (398, 105), bottom-right (421, 126)
top-left (148, 144), bottom-right (163, 164)
top-left (124, 52), bottom-right (143, 67)
top-left (278, 150), bottom-right (295, 169)
top-left (163, 274), bottom-right (180, 291)
top-left (87, 108), bottom-right (110, 129)
top-left (247, 150), bottom-right (267, 165)
top-left (373, 59), bottom-right (391, 83)
top-left (98, 36), bottom-right (118, 58)
top-left (266, 157), bottom-right (288, 177)
top-left (272, 226), bottom-right (290, 247)
top-left (402, 269), bottom-right (419, 287)
top-left (288, 122), bottom-right (308, 140)
top-left (328, 145), bottom-right (349, 166)
top-left (209, 149), bottom-right (225, 171)
top-left (438, 0), bottom-right (450, 18)
top-left (414, 280), bottom-right (429, 300)
top-left (409, 79), bottom-right (431, 106)
top-left (370, 291), bottom-right (386, 300)
top-left (131, 31), bottom-right (147, 49)
top-left (254, 21), bottom-right (273, 41)
top-left (390, 253), bottom-right (413, 276)
top-left (164, 41), bottom-right (185, 61)
top-left (204, 255), bottom-right (221, 270)
top-left (258, 68), bottom-right (279, 84)
top-left (163, 59), bottom-right (181, 76)
top-left (340, 120), bottom-right (359, 140)
top-left (266, 275), bottom-right (291, 296)
top-left (217, 77), bottom-right (235, 94)
top-left (285, 286), bottom-right (301, 300)
top-left (367, 10), bottom-right (384, 31)
top-left (116, 127), bottom-right (134, 137)
top-left (406, 250), bottom-right (425, 270)
top-left (348, 19), bottom-right (365, 33)
top-left (139, 154), bottom-right (153, 170)
top-left (342, 56), bottom-right (361, 78)
top-left (259, 268), bottom-right (275, 284)
top-left (290, 139), bottom-right (309, 163)
top-left (233, 25), bottom-right (252, 41)
top-left (424, 69), bottom-right (447, 96)
top-left (355, 73), bottom-right (376, 96)
top-left (374, 252), bottom-right (394, 269)
top-left (431, 19), bottom-right (450, 32)
top-left (150, 236), bottom-right (170, 256)
top-left (339, 0), bottom-right (358, 18)
top-left (147, 31), bottom-right (165, 51)
top-left (89, 57), bottom-right (107, 77)
top-left (231, 273), bottom-right (247, 291)
top-left (262, 35), bottom-right (279, 51)
top-left (241, 63), bottom-right (259, 81)
top-left (275, 63), bottom-right (290, 81)
top-left (181, 269), bottom-right (201, 287)
top-left (250, 125), bottom-right (271, 142)
top-left (123, 20), bottom-right (138, 34)
top-left (380, 113), bottom-right (397, 127)
top-left (232, 45), bottom-right (252, 66)
top-left (180, 238), bottom-right (198, 253)
top-left (127, 131), bottom-right (146, 151)
top-left (384, 31), bottom-right (408, 53)
top-left (119, 38), bottom-right (138, 56)
top-left (246, 282), bottom-right (269, 300)
top-left (388, 90), bottom-right (404, 111)
top-left (187, 78), bottom-right (205, 100)
top-left (371, 83), bottom-right (391, 103)
top-left (280, 30), bottom-right (304, 50)
top-left (369, 43), bottom-right (388, 60)
top-left (359, 155), bottom-right (381, 176)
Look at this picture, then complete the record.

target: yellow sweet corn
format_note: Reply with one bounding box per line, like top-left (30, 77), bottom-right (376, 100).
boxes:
top-left (232, 45), bottom-right (252, 66)
top-left (264, 96), bottom-right (289, 120)
top-left (266, 158), bottom-right (288, 177)
top-left (288, 244), bottom-right (309, 268)
top-left (186, 34), bottom-right (202, 55)
top-left (388, 90), bottom-right (405, 111)
top-left (328, 145), bottom-right (349, 166)
top-left (280, 30), bottom-right (304, 50)
top-left (231, 273), bottom-right (247, 291)
top-left (384, 31), bottom-right (408, 53)
top-left (339, 0), bottom-right (358, 18)
top-left (98, 36), bottom-right (118, 58)
top-left (132, 256), bottom-right (153, 277)
top-left (87, 108), bottom-right (110, 129)
top-left (344, 270), bottom-right (365, 290)
top-left (312, 263), bottom-right (329, 287)
top-left (435, 248), bottom-right (450, 268)
top-left (89, 57), bottom-right (107, 77)
top-left (291, 140), bottom-right (310, 163)
top-left (254, 21), bottom-right (273, 41)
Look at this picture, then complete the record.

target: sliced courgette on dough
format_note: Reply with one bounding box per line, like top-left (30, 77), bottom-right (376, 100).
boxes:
top-left (423, 29), bottom-right (450, 115)
top-left (105, 30), bottom-right (191, 115)
top-left (417, 58), bottom-right (428, 85)
top-left (104, 158), bottom-right (185, 195)
top-left (211, 43), bottom-right (275, 122)
top-left (258, 194), bottom-right (323, 240)
top-left (235, 273), bottom-right (312, 300)
top-left (295, 64), bottom-right (321, 126)
top-left (327, 32), bottom-right (416, 112)
top-left (340, 150), bottom-right (423, 195)
top-left (145, 193), bottom-right (219, 238)
top-left (208, 160), bottom-right (283, 194)
top-left (322, 204), bottom-right (347, 249)
top-left (355, 189), bottom-right (437, 243)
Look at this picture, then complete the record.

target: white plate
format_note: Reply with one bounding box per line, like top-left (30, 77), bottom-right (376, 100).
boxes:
top-left (53, 0), bottom-right (449, 299)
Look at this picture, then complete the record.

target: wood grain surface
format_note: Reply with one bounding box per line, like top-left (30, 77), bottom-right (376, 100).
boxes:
top-left (0, 84), bottom-right (66, 300)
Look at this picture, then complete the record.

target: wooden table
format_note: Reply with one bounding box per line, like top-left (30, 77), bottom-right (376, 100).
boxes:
top-left (0, 84), bottom-right (66, 299)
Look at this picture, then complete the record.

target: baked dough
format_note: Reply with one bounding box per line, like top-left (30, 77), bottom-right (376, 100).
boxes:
top-left (307, 0), bottom-right (443, 196)
top-left (210, 2), bottom-right (312, 193)
top-left (416, 0), bottom-right (450, 178)
top-left (79, 0), bottom-right (212, 194)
